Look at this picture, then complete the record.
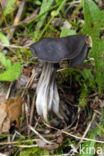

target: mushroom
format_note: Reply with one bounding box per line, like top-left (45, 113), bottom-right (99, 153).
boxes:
top-left (30, 35), bottom-right (88, 121)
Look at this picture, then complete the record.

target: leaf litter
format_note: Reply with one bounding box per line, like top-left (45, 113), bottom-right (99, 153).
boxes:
top-left (0, 96), bottom-right (23, 134)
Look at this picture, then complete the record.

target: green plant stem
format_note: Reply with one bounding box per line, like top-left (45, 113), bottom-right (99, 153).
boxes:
top-left (95, 120), bottom-right (104, 133)
top-left (1, 7), bottom-right (17, 43)
top-left (38, 0), bottom-right (67, 40)
top-left (71, 0), bottom-right (82, 18)
top-left (3, 16), bottom-right (17, 43)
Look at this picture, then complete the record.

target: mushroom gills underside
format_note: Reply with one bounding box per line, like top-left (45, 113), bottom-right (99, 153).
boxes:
top-left (36, 62), bottom-right (63, 121)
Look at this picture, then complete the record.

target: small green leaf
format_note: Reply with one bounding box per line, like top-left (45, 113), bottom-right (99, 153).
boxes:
top-left (0, 53), bottom-right (11, 69)
top-left (0, 32), bottom-right (10, 45)
top-left (34, 0), bottom-right (41, 5)
top-left (20, 147), bottom-right (49, 156)
top-left (33, 0), bottom-right (54, 41)
top-left (4, 0), bottom-right (16, 16)
top-left (79, 84), bottom-right (88, 107)
top-left (38, 0), bottom-right (54, 28)
top-left (83, 0), bottom-right (104, 94)
top-left (60, 27), bottom-right (76, 37)
top-left (0, 62), bottom-right (22, 81)
top-left (0, 53), bottom-right (21, 81)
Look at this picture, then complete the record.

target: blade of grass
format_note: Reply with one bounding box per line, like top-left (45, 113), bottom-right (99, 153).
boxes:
top-left (38, 0), bottom-right (67, 40)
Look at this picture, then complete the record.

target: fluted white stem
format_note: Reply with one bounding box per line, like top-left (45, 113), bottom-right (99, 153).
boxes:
top-left (36, 62), bottom-right (62, 121)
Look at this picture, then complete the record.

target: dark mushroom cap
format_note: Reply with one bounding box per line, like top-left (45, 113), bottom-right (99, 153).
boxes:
top-left (30, 35), bottom-right (88, 64)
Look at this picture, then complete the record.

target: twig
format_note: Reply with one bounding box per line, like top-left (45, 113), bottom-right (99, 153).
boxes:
top-left (64, 106), bottom-right (80, 130)
top-left (34, 117), bottom-right (40, 129)
top-left (76, 112), bottom-right (96, 146)
top-left (57, 68), bottom-right (68, 72)
top-left (29, 125), bottom-right (53, 145)
top-left (15, 144), bottom-right (38, 148)
top-left (89, 92), bottom-right (98, 98)
top-left (26, 95), bottom-right (30, 135)
top-left (94, 110), bottom-right (101, 115)
top-left (21, 69), bottom-right (37, 97)
top-left (61, 129), bottom-right (104, 144)
top-left (0, 133), bottom-right (55, 145)
top-left (6, 82), bottom-right (13, 99)
top-left (12, 130), bottom-right (25, 141)
top-left (0, 10), bottom-right (38, 31)
top-left (29, 94), bottom-right (36, 126)
top-left (0, 42), bottom-right (30, 49)
top-left (7, 1), bottom-right (25, 40)
top-left (74, 106), bottom-right (81, 130)
top-left (0, 140), bottom-right (38, 146)
top-left (45, 123), bottom-right (104, 144)
top-left (70, 0), bottom-right (81, 6)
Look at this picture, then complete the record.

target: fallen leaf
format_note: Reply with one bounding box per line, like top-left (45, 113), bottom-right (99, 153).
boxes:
top-left (90, 96), bottom-right (103, 109)
top-left (55, 132), bottom-right (63, 145)
top-left (2, 117), bottom-right (10, 133)
top-left (0, 104), bottom-right (10, 134)
top-left (0, 96), bottom-right (6, 105)
top-left (23, 66), bottom-right (34, 77)
top-left (0, 104), bottom-right (7, 130)
top-left (16, 0), bottom-right (21, 5)
top-left (5, 96), bottom-right (23, 128)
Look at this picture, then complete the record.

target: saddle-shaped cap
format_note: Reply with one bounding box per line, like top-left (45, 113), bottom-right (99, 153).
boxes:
top-left (30, 35), bottom-right (88, 65)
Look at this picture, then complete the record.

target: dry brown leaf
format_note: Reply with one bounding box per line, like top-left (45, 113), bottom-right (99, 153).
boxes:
top-left (90, 96), bottom-right (103, 109)
top-left (5, 96), bottom-right (23, 128)
top-left (0, 104), bottom-right (7, 129)
top-left (0, 104), bottom-right (10, 134)
top-left (23, 66), bottom-right (34, 77)
top-left (0, 96), bottom-right (6, 105)
top-left (54, 132), bottom-right (64, 146)
top-left (16, 0), bottom-right (21, 5)
top-left (0, 96), bottom-right (23, 133)
top-left (2, 117), bottom-right (10, 133)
